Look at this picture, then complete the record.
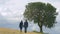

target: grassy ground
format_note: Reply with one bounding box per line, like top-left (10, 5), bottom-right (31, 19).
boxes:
top-left (0, 28), bottom-right (48, 34)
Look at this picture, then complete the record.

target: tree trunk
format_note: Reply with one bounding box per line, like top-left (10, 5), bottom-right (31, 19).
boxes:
top-left (38, 22), bottom-right (43, 33)
top-left (40, 25), bottom-right (43, 32)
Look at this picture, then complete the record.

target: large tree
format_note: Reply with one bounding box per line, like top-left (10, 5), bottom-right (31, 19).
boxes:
top-left (23, 2), bottom-right (57, 32)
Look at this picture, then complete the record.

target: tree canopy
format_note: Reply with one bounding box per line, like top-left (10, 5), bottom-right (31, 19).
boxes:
top-left (23, 2), bottom-right (57, 32)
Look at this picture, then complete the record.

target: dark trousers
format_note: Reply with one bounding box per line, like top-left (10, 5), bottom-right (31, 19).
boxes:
top-left (20, 27), bottom-right (22, 32)
top-left (24, 27), bottom-right (27, 33)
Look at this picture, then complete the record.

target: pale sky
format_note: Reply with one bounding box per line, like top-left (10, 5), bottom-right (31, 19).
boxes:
top-left (0, 0), bottom-right (60, 34)
top-left (0, 0), bottom-right (60, 22)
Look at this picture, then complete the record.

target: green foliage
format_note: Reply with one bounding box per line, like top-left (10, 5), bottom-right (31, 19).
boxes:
top-left (23, 2), bottom-right (57, 32)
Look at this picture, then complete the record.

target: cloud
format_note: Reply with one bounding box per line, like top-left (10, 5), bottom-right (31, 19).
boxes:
top-left (0, 0), bottom-right (60, 21)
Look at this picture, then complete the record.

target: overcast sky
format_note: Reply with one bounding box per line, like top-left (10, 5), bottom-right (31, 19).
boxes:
top-left (0, 0), bottom-right (60, 34)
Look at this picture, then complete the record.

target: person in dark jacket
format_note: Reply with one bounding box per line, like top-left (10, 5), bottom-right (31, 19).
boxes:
top-left (19, 20), bottom-right (23, 32)
top-left (24, 20), bottom-right (28, 33)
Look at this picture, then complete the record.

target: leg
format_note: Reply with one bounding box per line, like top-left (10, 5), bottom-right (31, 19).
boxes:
top-left (20, 27), bottom-right (22, 32)
top-left (25, 27), bottom-right (27, 33)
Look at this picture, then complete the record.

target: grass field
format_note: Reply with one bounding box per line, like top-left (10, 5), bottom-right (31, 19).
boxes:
top-left (0, 28), bottom-right (48, 34)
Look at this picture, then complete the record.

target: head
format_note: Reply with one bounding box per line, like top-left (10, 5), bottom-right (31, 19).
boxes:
top-left (21, 20), bottom-right (23, 22)
top-left (25, 20), bottom-right (27, 22)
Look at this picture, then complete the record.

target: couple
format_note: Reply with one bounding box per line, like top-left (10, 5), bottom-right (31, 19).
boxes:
top-left (19, 20), bottom-right (28, 33)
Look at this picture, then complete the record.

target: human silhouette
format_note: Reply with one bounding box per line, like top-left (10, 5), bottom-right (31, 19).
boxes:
top-left (24, 20), bottom-right (28, 33)
top-left (19, 20), bottom-right (23, 32)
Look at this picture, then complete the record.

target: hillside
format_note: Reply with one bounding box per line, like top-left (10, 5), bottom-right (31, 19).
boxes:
top-left (0, 28), bottom-right (46, 34)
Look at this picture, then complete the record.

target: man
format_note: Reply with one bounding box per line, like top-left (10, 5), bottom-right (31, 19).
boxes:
top-left (24, 20), bottom-right (28, 33)
top-left (19, 20), bottom-right (23, 32)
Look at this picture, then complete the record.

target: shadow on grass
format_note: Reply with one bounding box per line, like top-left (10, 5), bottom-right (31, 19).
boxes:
top-left (33, 31), bottom-right (49, 34)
